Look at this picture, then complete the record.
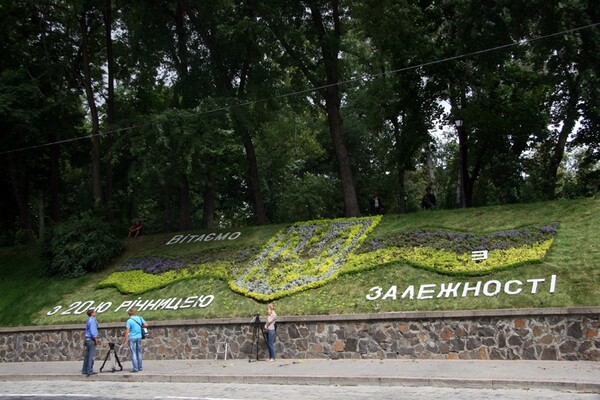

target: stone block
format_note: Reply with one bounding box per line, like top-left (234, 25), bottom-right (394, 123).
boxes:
top-left (514, 319), bottom-right (526, 329)
top-left (585, 328), bottom-right (598, 339)
top-left (440, 327), bottom-right (454, 341)
top-left (567, 322), bottom-right (583, 339)
top-left (559, 339), bottom-right (577, 354)
top-left (507, 334), bottom-right (523, 346)
top-left (478, 347), bottom-right (490, 360)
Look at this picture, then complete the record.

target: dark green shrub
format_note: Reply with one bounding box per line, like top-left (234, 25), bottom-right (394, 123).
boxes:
top-left (42, 212), bottom-right (123, 278)
top-left (14, 229), bottom-right (31, 245)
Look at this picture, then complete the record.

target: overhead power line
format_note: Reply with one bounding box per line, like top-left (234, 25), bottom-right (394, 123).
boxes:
top-left (1, 21), bottom-right (599, 156)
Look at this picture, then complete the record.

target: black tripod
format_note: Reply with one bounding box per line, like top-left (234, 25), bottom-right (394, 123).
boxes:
top-left (248, 313), bottom-right (267, 362)
top-left (100, 342), bottom-right (123, 372)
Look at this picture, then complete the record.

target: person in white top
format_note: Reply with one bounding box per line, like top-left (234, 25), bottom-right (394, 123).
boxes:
top-left (264, 303), bottom-right (277, 362)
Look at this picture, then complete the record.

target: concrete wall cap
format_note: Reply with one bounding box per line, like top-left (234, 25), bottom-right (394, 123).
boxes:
top-left (1, 306), bottom-right (599, 333)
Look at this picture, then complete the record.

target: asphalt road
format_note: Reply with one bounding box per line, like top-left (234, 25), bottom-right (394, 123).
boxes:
top-left (0, 380), bottom-right (599, 400)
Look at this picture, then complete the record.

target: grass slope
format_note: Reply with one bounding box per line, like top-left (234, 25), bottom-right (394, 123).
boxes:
top-left (0, 198), bottom-right (598, 327)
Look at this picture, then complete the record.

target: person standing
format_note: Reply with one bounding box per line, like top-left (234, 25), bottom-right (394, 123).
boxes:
top-left (371, 193), bottom-right (384, 215)
top-left (421, 186), bottom-right (437, 209)
top-left (124, 309), bottom-right (147, 372)
top-left (81, 308), bottom-right (99, 376)
top-left (264, 303), bottom-right (277, 362)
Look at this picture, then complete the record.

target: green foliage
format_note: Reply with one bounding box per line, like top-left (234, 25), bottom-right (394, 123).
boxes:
top-left (14, 229), bottom-right (31, 246)
top-left (99, 217), bottom-right (381, 301)
top-left (97, 270), bottom-right (185, 294)
top-left (97, 262), bottom-right (231, 294)
top-left (360, 239), bottom-right (554, 276)
top-left (96, 216), bottom-right (555, 301)
top-left (41, 213), bottom-right (123, 278)
top-left (0, 246), bottom-right (89, 327)
top-left (1, 198), bottom-right (598, 326)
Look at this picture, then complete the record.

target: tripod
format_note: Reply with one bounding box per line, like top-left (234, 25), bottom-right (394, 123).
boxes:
top-left (248, 313), bottom-right (266, 362)
top-left (100, 342), bottom-right (123, 372)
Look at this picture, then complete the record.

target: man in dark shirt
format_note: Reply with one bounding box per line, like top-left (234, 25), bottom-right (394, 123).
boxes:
top-left (421, 186), bottom-right (437, 209)
top-left (371, 193), bottom-right (384, 215)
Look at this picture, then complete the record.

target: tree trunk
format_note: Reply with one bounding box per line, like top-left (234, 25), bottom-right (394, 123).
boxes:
top-left (179, 174), bottom-right (192, 231)
top-left (181, 0), bottom-right (267, 225)
top-left (6, 154), bottom-right (35, 243)
top-left (242, 128), bottom-right (267, 225)
top-left (103, 0), bottom-right (115, 220)
top-left (202, 170), bottom-right (216, 229)
top-left (79, 12), bottom-right (102, 205)
top-left (397, 169), bottom-right (407, 213)
top-left (457, 124), bottom-right (469, 208)
top-left (38, 193), bottom-right (45, 242)
top-left (163, 188), bottom-right (173, 232)
top-left (546, 75), bottom-right (579, 199)
top-left (49, 138), bottom-right (61, 222)
top-left (323, 88), bottom-right (360, 217)
top-left (311, 2), bottom-right (359, 217)
top-left (391, 118), bottom-right (407, 213)
top-left (426, 147), bottom-right (436, 193)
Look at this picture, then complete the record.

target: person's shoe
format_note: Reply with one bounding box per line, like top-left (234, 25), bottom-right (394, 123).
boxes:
top-left (86, 372), bottom-right (97, 377)
top-left (130, 369), bottom-right (138, 373)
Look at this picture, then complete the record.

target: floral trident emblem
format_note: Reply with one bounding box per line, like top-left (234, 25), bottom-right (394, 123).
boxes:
top-left (233, 217), bottom-right (380, 300)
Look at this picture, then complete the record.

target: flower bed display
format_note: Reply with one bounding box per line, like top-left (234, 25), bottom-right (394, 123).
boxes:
top-left (229, 217), bottom-right (381, 301)
top-left (354, 223), bottom-right (558, 276)
top-left (98, 219), bottom-right (558, 301)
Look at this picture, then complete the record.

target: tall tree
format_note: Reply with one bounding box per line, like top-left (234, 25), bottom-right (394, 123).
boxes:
top-left (179, 0), bottom-right (269, 224)
top-left (1, 1), bottom-right (84, 241)
top-left (260, 0), bottom-right (361, 217)
top-left (102, 0), bottom-right (116, 219)
top-left (77, 6), bottom-right (103, 205)
top-left (532, 0), bottom-right (600, 198)
top-left (424, 0), bottom-right (550, 207)
top-left (351, 0), bottom-right (441, 213)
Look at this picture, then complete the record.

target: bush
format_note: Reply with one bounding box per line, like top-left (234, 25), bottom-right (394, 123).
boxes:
top-left (42, 212), bottom-right (123, 278)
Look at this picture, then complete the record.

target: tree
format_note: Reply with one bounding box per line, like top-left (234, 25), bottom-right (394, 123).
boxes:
top-left (77, 4), bottom-right (104, 205)
top-left (425, 0), bottom-right (552, 207)
top-left (531, 0), bottom-right (600, 198)
top-left (179, 0), bottom-right (270, 224)
top-left (259, 0), bottom-right (361, 217)
top-left (102, 0), bottom-right (117, 220)
top-left (350, 0), bottom-right (441, 213)
top-left (0, 0), bottom-right (85, 242)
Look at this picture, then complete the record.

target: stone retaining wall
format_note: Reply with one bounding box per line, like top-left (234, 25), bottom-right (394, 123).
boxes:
top-left (1, 308), bottom-right (598, 363)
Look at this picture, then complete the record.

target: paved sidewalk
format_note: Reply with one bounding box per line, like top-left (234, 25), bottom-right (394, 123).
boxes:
top-left (0, 358), bottom-right (598, 392)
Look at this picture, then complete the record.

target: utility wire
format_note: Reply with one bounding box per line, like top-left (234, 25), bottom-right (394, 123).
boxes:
top-left (1, 21), bottom-right (599, 156)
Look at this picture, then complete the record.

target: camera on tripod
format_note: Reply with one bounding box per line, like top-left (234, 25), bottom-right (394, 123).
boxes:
top-left (248, 312), bottom-right (266, 362)
top-left (250, 313), bottom-right (261, 325)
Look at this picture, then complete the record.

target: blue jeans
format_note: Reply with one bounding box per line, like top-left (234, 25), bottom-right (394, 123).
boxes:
top-left (266, 330), bottom-right (276, 360)
top-left (129, 338), bottom-right (143, 371)
top-left (82, 338), bottom-right (96, 374)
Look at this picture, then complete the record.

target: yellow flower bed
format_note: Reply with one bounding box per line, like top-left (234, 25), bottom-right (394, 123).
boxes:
top-left (344, 239), bottom-right (554, 276)
top-left (98, 262), bottom-right (230, 294)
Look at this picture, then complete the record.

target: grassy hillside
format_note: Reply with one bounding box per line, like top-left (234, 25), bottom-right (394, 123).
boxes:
top-left (0, 198), bottom-right (598, 327)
